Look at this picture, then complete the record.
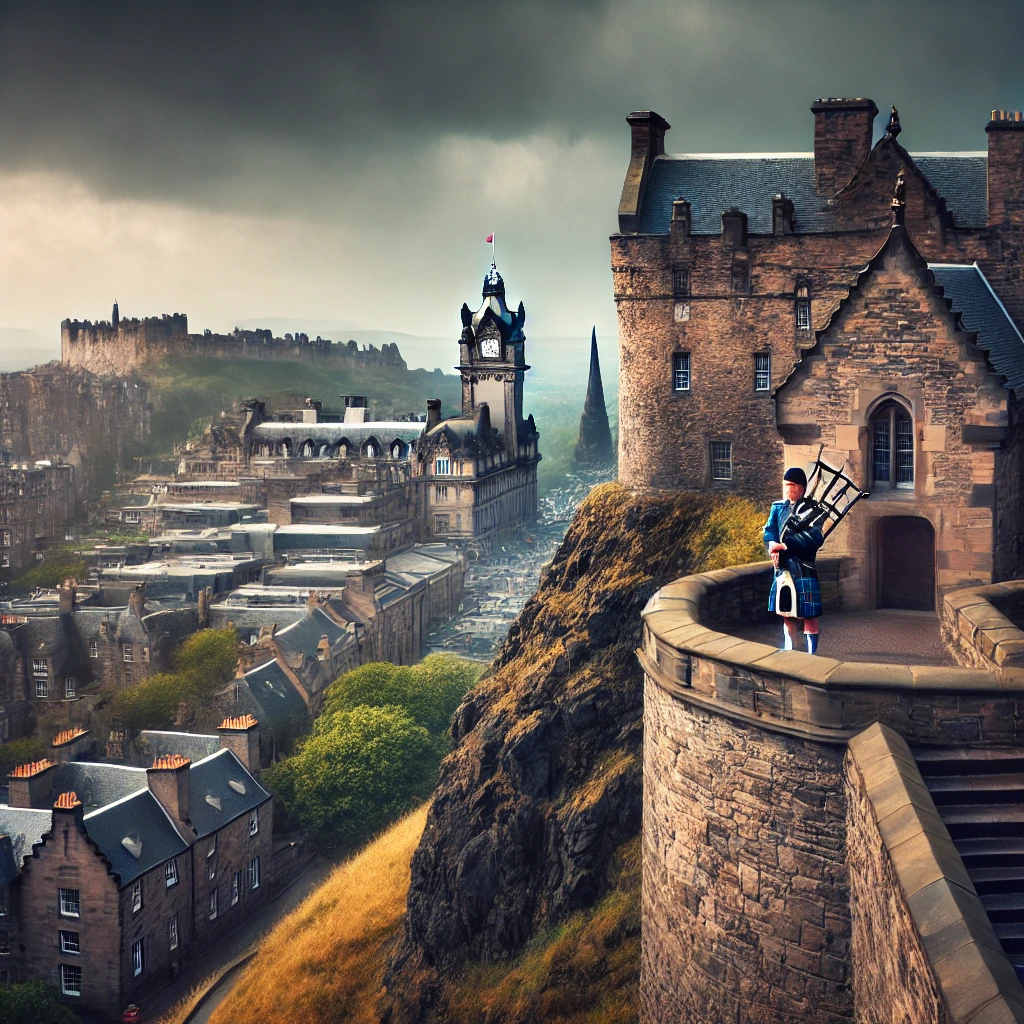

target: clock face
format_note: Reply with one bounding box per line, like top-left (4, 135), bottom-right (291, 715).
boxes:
top-left (480, 336), bottom-right (500, 359)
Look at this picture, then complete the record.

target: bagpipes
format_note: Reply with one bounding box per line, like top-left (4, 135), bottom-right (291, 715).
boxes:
top-left (773, 448), bottom-right (869, 617)
top-left (779, 447), bottom-right (870, 545)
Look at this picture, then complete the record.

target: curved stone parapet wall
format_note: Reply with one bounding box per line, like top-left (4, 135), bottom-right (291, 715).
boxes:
top-left (640, 561), bottom-right (1024, 1024)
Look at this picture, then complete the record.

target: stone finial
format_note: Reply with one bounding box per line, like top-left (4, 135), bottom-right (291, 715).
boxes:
top-left (886, 105), bottom-right (902, 139)
top-left (891, 168), bottom-right (906, 226)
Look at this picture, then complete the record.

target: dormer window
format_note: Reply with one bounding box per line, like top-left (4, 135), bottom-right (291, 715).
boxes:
top-left (796, 284), bottom-right (811, 330)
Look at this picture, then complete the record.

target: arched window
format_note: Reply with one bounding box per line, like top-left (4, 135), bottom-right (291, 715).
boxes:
top-left (301, 441), bottom-right (315, 458)
top-left (870, 401), bottom-right (914, 491)
top-left (365, 443), bottom-right (376, 458)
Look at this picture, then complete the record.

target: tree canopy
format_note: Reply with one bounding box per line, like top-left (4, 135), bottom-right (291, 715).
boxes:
top-left (0, 982), bottom-right (79, 1024)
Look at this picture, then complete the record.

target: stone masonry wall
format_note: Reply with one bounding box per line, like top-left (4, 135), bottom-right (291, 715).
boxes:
top-left (642, 680), bottom-right (853, 1023)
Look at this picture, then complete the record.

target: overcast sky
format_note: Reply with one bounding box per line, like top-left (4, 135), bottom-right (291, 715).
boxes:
top-left (0, 0), bottom-right (1021, 364)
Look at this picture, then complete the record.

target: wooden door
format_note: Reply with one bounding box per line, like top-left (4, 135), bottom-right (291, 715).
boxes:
top-left (879, 516), bottom-right (935, 610)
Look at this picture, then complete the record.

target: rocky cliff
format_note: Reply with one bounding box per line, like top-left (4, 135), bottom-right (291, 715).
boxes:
top-left (384, 483), bottom-right (764, 1020)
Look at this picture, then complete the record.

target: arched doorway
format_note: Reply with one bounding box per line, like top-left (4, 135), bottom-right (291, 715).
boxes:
top-left (878, 516), bottom-right (935, 610)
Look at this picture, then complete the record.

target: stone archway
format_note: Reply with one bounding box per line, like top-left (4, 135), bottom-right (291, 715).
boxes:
top-left (878, 516), bottom-right (935, 610)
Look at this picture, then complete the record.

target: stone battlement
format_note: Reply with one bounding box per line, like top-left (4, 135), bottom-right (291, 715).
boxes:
top-left (61, 308), bottom-right (407, 377)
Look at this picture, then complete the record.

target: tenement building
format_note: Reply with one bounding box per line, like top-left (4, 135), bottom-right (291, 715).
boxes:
top-left (614, 100), bottom-right (1024, 610)
top-left (0, 719), bottom-right (271, 1018)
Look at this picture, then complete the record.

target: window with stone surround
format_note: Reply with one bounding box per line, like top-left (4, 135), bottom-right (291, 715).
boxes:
top-left (131, 880), bottom-right (142, 913)
top-left (165, 859), bottom-right (178, 888)
top-left (870, 400), bottom-right (914, 491)
top-left (673, 267), bottom-right (689, 296)
top-left (35, 677), bottom-right (48, 699)
top-left (435, 457), bottom-right (450, 475)
top-left (60, 963), bottom-right (82, 996)
top-left (122, 643), bottom-right (134, 663)
top-left (132, 938), bottom-right (144, 977)
top-left (711, 441), bottom-right (733, 481)
top-left (435, 485), bottom-right (448, 502)
top-left (672, 352), bottom-right (690, 392)
top-left (59, 930), bottom-right (79, 954)
top-left (754, 353), bottom-right (771, 391)
top-left (796, 284), bottom-right (811, 330)
top-left (89, 639), bottom-right (98, 658)
top-left (32, 658), bottom-right (47, 678)
top-left (64, 677), bottom-right (76, 699)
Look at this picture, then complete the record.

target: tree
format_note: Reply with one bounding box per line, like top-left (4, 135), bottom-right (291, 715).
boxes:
top-left (0, 981), bottom-right (79, 1024)
top-left (173, 628), bottom-right (238, 701)
top-left (322, 654), bottom-right (482, 736)
top-left (0, 736), bottom-right (47, 778)
top-left (265, 705), bottom-right (438, 848)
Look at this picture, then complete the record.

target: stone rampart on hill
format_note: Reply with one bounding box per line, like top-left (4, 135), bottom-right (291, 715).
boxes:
top-left (640, 561), bottom-right (1024, 1024)
top-left (61, 313), bottom-right (408, 377)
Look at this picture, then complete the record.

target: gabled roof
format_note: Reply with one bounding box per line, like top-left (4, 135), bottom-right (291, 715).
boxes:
top-left (140, 730), bottom-right (220, 765)
top-left (242, 660), bottom-right (309, 730)
top-left (928, 264), bottom-right (1024, 394)
top-left (83, 788), bottom-right (189, 886)
top-left (0, 805), bottom-right (51, 879)
top-left (53, 762), bottom-right (148, 812)
top-left (187, 747), bottom-right (271, 839)
top-left (636, 152), bottom-right (987, 235)
top-left (274, 606), bottom-right (350, 659)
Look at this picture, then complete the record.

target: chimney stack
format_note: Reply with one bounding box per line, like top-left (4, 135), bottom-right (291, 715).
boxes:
top-left (772, 194), bottom-right (795, 235)
top-left (721, 208), bottom-right (748, 247)
top-left (58, 578), bottom-right (78, 616)
top-left (147, 754), bottom-right (192, 831)
top-left (425, 399), bottom-right (442, 432)
top-left (7, 760), bottom-right (57, 808)
top-left (618, 110), bottom-right (671, 233)
top-left (218, 715), bottom-right (261, 772)
top-left (128, 586), bottom-right (146, 620)
top-left (987, 110), bottom-right (1024, 227)
top-left (52, 791), bottom-right (84, 829)
top-left (51, 727), bottom-right (90, 765)
top-left (670, 198), bottom-right (691, 242)
top-left (811, 97), bottom-right (878, 195)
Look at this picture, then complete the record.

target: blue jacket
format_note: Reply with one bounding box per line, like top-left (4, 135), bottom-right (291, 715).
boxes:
top-left (763, 500), bottom-right (824, 618)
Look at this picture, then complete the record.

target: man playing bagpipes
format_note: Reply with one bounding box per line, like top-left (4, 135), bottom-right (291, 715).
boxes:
top-left (763, 455), bottom-right (869, 655)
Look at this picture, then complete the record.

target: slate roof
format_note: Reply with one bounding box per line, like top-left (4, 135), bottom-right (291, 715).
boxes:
top-left (52, 762), bottom-right (148, 812)
top-left (242, 660), bottom-right (309, 732)
top-left (0, 805), bottom-right (51, 878)
top-left (929, 263), bottom-right (1024, 394)
top-left (636, 153), bottom-right (988, 235)
top-left (274, 606), bottom-right (350, 658)
top-left (140, 730), bottom-right (220, 765)
top-left (83, 789), bottom-right (189, 886)
top-left (188, 748), bottom-right (271, 839)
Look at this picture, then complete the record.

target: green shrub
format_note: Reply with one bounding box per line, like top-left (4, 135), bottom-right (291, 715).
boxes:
top-left (264, 705), bottom-right (437, 849)
top-left (321, 654), bottom-right (482, 736)
top-left (0, 981), bottom-right (79, 1024)
top-left (11, 549), bottom-right (86, 594)
top-left (0, 736), bottom-right (47, 777)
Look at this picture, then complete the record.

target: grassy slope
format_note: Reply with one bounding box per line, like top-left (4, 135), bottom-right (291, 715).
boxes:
top-left (206, 806), bottom-right (429, 1024)
top-left (195, 486), bottom-right (765, 1024)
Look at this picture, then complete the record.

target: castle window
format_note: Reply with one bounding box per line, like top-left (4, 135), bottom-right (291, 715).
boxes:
top-left (673, 268), bottom-right (689, 297)
top-left (711, 442), bottom-right (733, 481)
top-left (435, 457), bottom-right (450, 475)
top-left (64, 677), bottom-right (76, 699)
top-left (165, 859), bottom-right (178, 888)
top-left (672, 353), bottom-right (691, 392)
top-left (249, 856), bottom-right (261, 889)
top-left (871, 401), bottom-right (914, 491)
top-left (754, 353), bottom-right (771, 391)
top-left (209, 891), bottom-right (218, 920)
top-left (434, 515), bottom-right (450, 534)
top-left (232, 871), bottom-right (241, 905)
top-left (124, 511), bottom-right (141, 524)
top-left (796, 284), bottom-right (811, 330)
top-left (365, 443), bottom-right (376, 458)
top-left (250, 808), bottom-right (259, 835)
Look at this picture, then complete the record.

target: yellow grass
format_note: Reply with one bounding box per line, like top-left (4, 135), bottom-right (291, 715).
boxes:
top-left (207, 805), bottom-right (428, 1024)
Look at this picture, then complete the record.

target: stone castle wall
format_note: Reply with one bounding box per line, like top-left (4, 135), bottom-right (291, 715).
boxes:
top-left (61, 314), bottom-right (407, 377)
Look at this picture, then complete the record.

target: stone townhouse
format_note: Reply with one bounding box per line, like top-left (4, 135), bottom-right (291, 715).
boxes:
top-left (0, 716), bottom-right (270, 1019)
top-left (613, 98), bottom-right (1024, 611)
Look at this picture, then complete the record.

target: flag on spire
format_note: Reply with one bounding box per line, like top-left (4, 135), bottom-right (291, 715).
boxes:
top-left (485, 233), bottom-right (494, 243)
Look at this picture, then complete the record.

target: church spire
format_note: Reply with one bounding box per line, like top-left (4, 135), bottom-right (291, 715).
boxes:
top-left (112, 300), bottom-right (119, 329)
top-left (574, 328), bottom-right (614, 467)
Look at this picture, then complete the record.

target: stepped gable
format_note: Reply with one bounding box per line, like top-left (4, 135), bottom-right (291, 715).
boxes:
top-left (574, 328), bottom-right (614, 467)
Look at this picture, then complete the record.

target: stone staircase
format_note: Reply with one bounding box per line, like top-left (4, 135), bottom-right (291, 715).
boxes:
top-left (914, 748), bottom-right (1024, 972)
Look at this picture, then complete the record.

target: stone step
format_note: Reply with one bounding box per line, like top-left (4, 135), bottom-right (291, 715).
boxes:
top-left (956, 836), bottom-right (1024, 868)
top-left (914, 749), bottom-right (1024, 777)
top-left (979, 892), bottom-right (1024, 920)
top-left (967, 867), bottom-right (1024, 895)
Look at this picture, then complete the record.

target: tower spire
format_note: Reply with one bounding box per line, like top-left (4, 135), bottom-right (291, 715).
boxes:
top-left (574, 328), bottom-right (614, 467)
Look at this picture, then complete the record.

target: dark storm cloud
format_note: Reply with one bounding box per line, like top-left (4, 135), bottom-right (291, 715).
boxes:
top-left (1, 0), bottom-right (1022, 215)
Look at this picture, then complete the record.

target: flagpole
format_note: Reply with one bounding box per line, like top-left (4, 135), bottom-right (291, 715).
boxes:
top-left (491, 232), bottom-right (495, 264)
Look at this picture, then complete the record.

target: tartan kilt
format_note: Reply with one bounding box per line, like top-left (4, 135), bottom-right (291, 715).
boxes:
top-left (768, 564), bottom-right (822, 619)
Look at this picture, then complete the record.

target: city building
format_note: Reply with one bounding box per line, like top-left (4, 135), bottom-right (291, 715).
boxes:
top-left (0, 717), bottom-right (271, 1018)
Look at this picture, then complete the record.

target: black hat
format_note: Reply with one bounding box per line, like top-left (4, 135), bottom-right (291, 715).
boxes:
top-left (783, 467), bottom-right (807, 488)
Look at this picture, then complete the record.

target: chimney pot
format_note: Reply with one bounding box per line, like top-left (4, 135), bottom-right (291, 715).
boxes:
top-left (218, 715), bottom-right (261, 772)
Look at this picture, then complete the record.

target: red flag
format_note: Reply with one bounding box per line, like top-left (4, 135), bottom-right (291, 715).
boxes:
top-left (485, 233), bottom-right (494, 243)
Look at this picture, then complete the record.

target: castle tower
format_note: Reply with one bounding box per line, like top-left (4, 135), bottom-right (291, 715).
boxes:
top-left (111, 300), bottom-right (119, 329)
top-left (457, 262), bottom-right (529, 455)
top-left (574, 328), bottom-right (613, 467)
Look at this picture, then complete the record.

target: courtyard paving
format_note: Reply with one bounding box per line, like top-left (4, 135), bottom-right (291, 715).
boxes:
top-left (728, 609), bottom-right (955, 667)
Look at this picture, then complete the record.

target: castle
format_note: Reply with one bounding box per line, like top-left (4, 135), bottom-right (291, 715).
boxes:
top-left (61, 303), bottom-right (406, 376)
top-left (618, 100), bottom-right (1024, 1023)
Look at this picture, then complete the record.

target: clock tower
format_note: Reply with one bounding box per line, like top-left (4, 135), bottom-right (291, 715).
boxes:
top-left (458, 261), bottom-right (529, 456)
